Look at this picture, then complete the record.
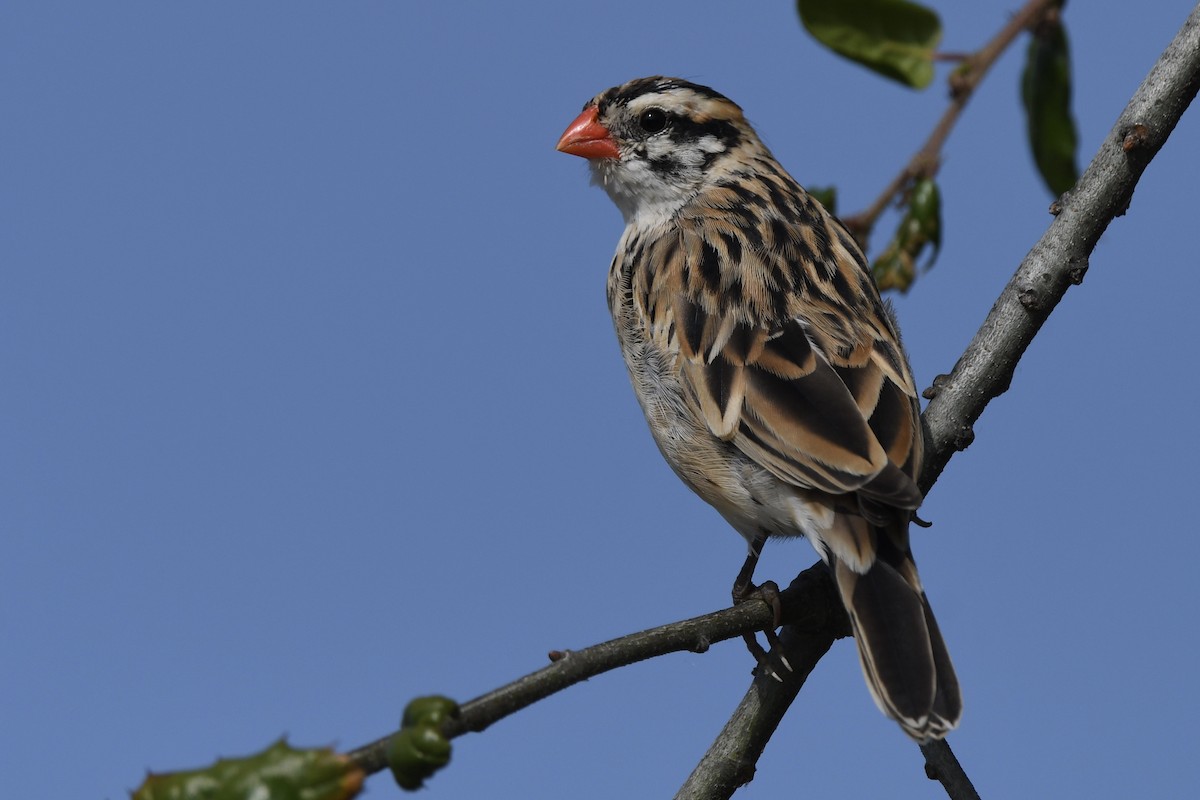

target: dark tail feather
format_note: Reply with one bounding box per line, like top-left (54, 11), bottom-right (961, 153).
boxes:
top-left (834, 555), bottom-right (962, 741)
top-left (921, 596), bottom-right (962, 731)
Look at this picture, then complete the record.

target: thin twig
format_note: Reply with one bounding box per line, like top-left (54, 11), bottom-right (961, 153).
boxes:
top-left (344, 2), bottom-right (1200, 793)
top-left (919, 1), bottom-right (1200, 487)
top-left (679, 4), bottom-right (1200, 799)
top-left (344, 565), bottom-right (844, 776)
top-left (922, 740), bottom-right (982, 800)
top-left (841, 0), bottom-right (1060, 242)
top-left (674, 566), bottom-right (847, 800)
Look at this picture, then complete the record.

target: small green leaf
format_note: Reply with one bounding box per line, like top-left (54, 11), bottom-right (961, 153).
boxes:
top-left (806, 185), bottom-right (838, 215)
top-left (133, 740), bottom-right (364, 800)
top-left (387, 727), bottom-right (453, 791)
top-left (401, 695), bottom-right (459, 729)
top-left (873, 247), bottom-right (915, 294)
top-left (388, 695), bottom-right (460, 791)
top-left (797, 0), bottom-right (942, 88)
top-left (908, 177), bottom-right (941, 263)
top-left (872, 178), bottom-right (942, 293)
top-left (1021, 15), bottom-right (1079, 195)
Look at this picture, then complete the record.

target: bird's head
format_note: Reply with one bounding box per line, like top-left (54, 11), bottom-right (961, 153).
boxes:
top-left (557, 76), bottom-right (758, 226)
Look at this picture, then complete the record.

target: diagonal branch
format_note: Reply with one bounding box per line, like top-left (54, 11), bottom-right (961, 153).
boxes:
top-left (342, 5), bottom-right (1199, 794)
top-left (841, 0), bottom-right (1061, 242)
top-left (920, 2), bottom-right (1200, 486)
top-left (674, 566), bottom-right (847, 800)
top-left (344, 565), bottom-right (845, 776)
top-left (679, 5), bottom-right (1200, 800)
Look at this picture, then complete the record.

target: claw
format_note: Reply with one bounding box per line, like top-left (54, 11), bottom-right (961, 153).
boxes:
top-left (732, 534), bottom-right (793, 678)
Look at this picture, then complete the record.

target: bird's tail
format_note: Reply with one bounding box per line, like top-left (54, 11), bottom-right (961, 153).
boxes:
top-left (833, 542), bottom-right (962, 742)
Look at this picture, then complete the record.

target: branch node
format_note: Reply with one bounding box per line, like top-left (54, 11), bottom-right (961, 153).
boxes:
top-left (1048, 197), bottom-right (1065, 216)
top-left (547, 650), bottom-right (569, 663)
top-left (1067, 258), bottom-right (1090, 285)
top-left (922, 373), bottom-right (952, 400)
top-left (948, 62), bottom-right (974, 100)
top-left (953, 424), bottom-right (976, 451)
top-left (734, 760), bottom-right (757, 788)
top-left (1121, 122), bottom-right (1151, 152)
top-left (691, 636), bottom-right (712, 654)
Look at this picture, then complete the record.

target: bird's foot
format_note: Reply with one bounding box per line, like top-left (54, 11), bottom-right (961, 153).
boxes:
top-left (733, 579), bottom-right (792, 681)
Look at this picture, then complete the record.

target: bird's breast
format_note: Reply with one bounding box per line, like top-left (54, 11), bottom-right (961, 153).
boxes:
top-left (608, 270), bottom-right (819, 545)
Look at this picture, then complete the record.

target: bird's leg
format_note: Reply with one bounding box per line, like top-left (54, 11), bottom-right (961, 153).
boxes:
top-left (732, 533), bottom-right (791, 679)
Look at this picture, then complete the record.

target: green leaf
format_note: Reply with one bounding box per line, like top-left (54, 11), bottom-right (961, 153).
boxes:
top-left (401, 695), bottom-right (459, 729)
top-left (387, 727), bottom-right (453, 791)
top-left (1021, 16), bottom-right (1079, 195)
top-left (908, 177), bottom-right (941, 263)
top-left (872, 178), bottom-right (942, 293)
top-left (806, 185), bottom-right (838, 215)
top-left (387, 695), bottom-right (460, 791)
top-left (133, 740), bottom-right (364, 800)
top-left (796, 0), bottom-right (942, 88)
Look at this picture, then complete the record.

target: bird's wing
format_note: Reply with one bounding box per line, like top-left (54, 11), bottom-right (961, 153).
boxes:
top-left (663, 214), bottom-right (923, 513)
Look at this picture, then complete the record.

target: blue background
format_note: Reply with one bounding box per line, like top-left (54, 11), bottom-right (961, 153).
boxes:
top-left (4, 2), bottom-right (1198, 797)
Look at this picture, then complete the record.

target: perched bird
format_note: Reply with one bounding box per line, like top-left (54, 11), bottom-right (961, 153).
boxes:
top-left (556, 77), bottom-right (961, 741)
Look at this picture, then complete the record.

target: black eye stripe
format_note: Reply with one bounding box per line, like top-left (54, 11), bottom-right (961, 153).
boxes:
top-left (675, 117), bottom-right (742, 149)
top-left (628, 108), bottom-right (740, 149)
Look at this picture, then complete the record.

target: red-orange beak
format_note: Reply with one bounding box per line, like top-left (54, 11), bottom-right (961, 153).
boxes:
top-left (556, 105), bottom-right (620, 160)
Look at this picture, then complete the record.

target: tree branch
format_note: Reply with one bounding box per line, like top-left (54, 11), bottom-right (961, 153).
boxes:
top-left (674, 566), bottom-right (846, 800)
top-left (344, 564), bottom-right (845, 777)
top-left (919, 2), bottom-right (1200, 487)
top-left (679, 5), bottom-right (1200, 799)
top-left (841, 0), bottom-right (1060, 242)
top-left (344, 4), bottom-right (1200, 794)
top-left (921, 739), bottom-right (983, 800)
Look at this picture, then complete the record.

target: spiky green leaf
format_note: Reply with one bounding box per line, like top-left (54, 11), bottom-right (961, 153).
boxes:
top-left (133, 740), bottom-right (363, 800)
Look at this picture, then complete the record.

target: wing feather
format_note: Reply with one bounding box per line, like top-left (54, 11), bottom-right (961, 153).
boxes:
top-left (666, 220), bottom-right (923, 511)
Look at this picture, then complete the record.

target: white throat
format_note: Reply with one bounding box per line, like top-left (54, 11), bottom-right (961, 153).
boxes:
top-left (590, 157), bottom-right (693, 229)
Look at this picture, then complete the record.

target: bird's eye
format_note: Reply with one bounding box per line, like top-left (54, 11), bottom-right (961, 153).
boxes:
top-left (638, 108), bottom-right (668, 134)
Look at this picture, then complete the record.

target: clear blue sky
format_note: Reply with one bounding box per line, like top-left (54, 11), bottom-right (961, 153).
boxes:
top-left (4, 2), bottom-right (1198, 798)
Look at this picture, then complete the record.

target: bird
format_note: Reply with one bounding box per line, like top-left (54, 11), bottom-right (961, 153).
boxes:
top-left (555, 76), bottom-right (961, 741)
